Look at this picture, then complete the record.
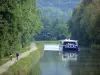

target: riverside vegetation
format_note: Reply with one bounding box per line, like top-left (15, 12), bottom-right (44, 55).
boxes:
top-left (68, 0), bottom-right (100, 48)
top-left (0, 0), bottom-right (43, 59)
top-left (1, 43), bottom-right (44, 75)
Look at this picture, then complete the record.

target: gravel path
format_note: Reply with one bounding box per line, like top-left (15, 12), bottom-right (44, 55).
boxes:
top-left (0, 43), bottom-right (37, 75)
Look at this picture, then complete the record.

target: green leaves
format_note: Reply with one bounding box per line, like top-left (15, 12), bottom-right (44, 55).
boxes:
top-left (0, 0), bottom-right (43, 58)
top-left (68, 0), bottom-right (100, 46)
top-left (35, 18), bottom-right (70, 40)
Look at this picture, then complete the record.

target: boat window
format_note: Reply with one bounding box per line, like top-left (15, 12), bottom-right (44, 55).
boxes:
top-left (63, 42), bottom-right (76, 45)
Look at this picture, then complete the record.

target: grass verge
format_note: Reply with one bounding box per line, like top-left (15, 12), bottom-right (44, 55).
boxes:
top-left (35, 40), bottom-right (60, 44)
top-left (1, 43), bottom-right (44, 75)
top-left (0, 45), bottom-right (30, 66)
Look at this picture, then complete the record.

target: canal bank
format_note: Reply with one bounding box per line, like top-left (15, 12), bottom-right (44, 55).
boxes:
top-left (1, 43), bottom-right (44, 75)
top-left (2, 41), bottom-right (100, 75)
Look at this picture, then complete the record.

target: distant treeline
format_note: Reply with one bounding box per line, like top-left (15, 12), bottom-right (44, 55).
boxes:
top-left (38, 0), bottom-right (80, 20)
top-left (0, 0), bottom-right (43, 58)
top-left (35, 16), bottom-right (70, 40)
top-left (68, 0), bottom-right (100, 47)
top-left (35, 0), bottom-right (80, 41)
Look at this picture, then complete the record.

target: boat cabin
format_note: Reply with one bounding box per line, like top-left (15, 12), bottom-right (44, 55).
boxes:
top-left (59, 39), bottom-right (78, 54)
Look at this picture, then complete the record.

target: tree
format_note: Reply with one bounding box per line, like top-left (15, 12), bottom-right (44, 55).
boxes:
top-left (68, 0), bottom-right (100, 46)
top-left (0, 0), bottom-right (43, 58)
top-left (35, 18), bottom-right (70, 40)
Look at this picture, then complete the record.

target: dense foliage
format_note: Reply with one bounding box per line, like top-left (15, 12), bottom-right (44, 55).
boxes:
top-left (68, 0), bottom-right (100, 47)
top-left (35, 16), bottom-right (70, 40)
top-left (37, 0), bottom-right (80, 20)
top-left (36, 0), bottom-right (80, 40)
top-left (0, 0), bottom-right (43, 58)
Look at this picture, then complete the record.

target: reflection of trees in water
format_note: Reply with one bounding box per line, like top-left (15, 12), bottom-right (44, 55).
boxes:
top-left (69, 50), bottom-right (100, 75)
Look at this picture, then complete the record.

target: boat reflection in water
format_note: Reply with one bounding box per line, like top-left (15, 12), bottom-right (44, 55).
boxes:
top-left (59, 39), bottom-right (78, 61)
top-left (61, 53), bottom-right (78, 61)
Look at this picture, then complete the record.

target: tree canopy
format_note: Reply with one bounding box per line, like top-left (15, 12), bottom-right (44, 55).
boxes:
top-left (68, 0), bottom-right (100, 46)
top-left (35, 17), bottom-right (70, 40)
top-left (0, 0), bottom-right (43, 58)
top-left (37, 0), bottom-right (80, 20)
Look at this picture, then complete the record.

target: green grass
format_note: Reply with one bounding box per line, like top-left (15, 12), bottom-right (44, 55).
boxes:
top-left (0, 45), bottom-right (30, 66)
top-left (0, 57), bottom-right (9, 66)
top-left (35, 40), bottom-right (60, 44)
top-left (35, 42), bottom-right (44, 55)
top-left (1, 43), bottom-right (44, 75)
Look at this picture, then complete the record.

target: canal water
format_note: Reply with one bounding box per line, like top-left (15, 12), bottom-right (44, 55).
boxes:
top-left (40, 51), bottom-right (72, 75)
top-left (40, 44), bottom-right (100, 75)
